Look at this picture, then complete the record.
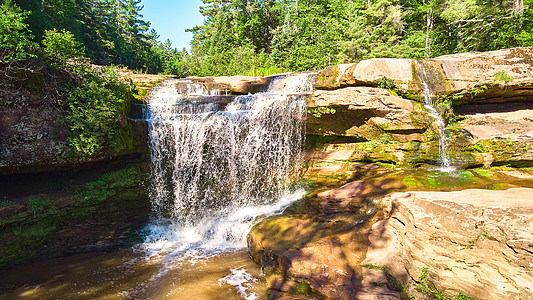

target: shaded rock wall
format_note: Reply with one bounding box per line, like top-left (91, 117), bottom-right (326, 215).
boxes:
top-left (0, 158), bottom-right (150, 268)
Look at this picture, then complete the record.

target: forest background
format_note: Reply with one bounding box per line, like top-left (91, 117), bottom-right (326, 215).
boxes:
top-left (1, 0), bottom-right (532, 155)
top-left (4, 0), bottom-right (533, 77)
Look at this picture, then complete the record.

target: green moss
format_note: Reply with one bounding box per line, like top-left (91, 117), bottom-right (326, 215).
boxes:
top-left (473, 169), bottom-right (495, 178)
top-left (404, 170), bottom-right (480, 189)
top-left (404, 175), bottom-right (424, 187)
top-left (363, 264), bottom-right (413, 299)
top-left (292, 280), bottom-right (312, 295)
top-left (308, 106), bottom-right (337, 118)
top-left (492, 183), bottom-right (515, 190)
top-left (416, 266), bottom-right (471, 300)
top-left (493, 70), bottom-right (513, 83)
top-left (305, 135), bottom-right (338, 149)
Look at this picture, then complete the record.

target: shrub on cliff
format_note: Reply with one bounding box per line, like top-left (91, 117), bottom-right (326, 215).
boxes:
top-left (42, 29), bottom-right (85, 65)
top-left (62, 65), bottom-right (132, 155)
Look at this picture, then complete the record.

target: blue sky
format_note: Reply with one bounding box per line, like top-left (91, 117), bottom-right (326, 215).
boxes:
top-left (140, 0), bottom-right (205, 51)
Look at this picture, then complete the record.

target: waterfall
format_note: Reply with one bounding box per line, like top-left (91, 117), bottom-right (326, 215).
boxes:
top-left (142, 73), bottom-right (314, 254)
top-left (416, 61), bottom-right (454, 171)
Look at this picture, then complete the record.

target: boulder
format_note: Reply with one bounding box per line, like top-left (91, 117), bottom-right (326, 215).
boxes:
top-left (211, 75), bottom-right (270, 94)
top-left (250, 182), bottom-right (533, 299)
top-left (434, 47), bottom-right (533, 101)
top-left (314, 59), bottom-right (416, 92)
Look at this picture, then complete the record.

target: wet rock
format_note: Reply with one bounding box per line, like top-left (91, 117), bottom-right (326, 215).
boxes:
top-left (450, 102), bottom-right (533, 167)
top-left (248, 213), bottom-right (381, 300)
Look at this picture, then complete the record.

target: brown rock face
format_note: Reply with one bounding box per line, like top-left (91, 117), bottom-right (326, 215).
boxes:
top-left (307, 87), bottom-right (430, 141)
top-left (314, 47), bottom-right (533, 104)
top-left (248, 179), bottom-right (407, 299)
top-left (248, 185), bottom-right (533, 299)
top-left (365, 188), bottom-right (533, 299)
top-left (435, 47), bottom-right (533, 101)
top-left (211, 75), bottom-right (270, 94)
top-left (351, 58), bottom-right (415, 91)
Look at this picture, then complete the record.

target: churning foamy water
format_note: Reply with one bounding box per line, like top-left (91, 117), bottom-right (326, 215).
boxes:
top-left (141, 73), bottom-right (315, 257)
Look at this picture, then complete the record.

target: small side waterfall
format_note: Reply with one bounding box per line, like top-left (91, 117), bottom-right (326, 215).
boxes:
top-left (416, 61), bottom-right (454, 171)
top-left (143, 73), bottom-right (314, 254)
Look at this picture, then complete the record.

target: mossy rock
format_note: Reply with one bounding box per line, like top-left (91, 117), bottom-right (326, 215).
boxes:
top-left (0, 164), bottom-right (150, 268)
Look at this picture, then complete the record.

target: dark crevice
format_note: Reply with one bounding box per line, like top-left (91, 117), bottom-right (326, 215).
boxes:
top-left (392, 216), bottom-right (406, 227)
top-left (382, 128), bottom-right (426, 134)
top-left (506, 244), bottom-right (519, 254)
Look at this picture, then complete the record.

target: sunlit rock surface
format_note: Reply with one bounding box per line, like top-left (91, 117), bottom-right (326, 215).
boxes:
top-left (249, 177), bottom-right (533, 299)
top-left (365, 188), bottom-right (533, 299)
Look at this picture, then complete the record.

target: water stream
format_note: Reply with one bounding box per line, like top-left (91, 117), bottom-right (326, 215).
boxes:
top-left (416, 61), bottom-right (454, 171)
top-left (143, 73), bottom-right (314, 254)
top-left (0, 73), bottom-right (315, 300)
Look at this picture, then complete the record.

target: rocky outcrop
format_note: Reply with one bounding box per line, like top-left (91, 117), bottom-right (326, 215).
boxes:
top-left (307, 87), bottom-right (431, 142)
top-left (307, 48), bottom-right (533, 168)
top-left (435, 47), bottom-right (533, 102)
top-left (314, 47), bottom-right (533, 104)
top-left (211, 75), bottom-right (271, 94)
top-left (365, 188), bottom-right (533, 299)
top-left (248, 180), bottom-right (389, 300)
top-left (249, 174), bottom-right (533, 299)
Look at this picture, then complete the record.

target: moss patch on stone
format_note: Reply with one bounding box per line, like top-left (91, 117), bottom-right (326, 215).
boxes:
top-left (0, 164), bottom-right (149, 268)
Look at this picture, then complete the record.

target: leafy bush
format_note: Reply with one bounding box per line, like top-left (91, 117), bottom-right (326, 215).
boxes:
top-left (0, 0), bottom-right (37, 67)
top-left (42, 29), bottom-right (84, 63)
top-left (28, 196), bottom-right (52, 217)
top-left (64, 66), bottom-right (132, 155)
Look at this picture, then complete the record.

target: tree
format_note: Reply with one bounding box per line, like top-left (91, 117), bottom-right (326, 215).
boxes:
top-left (0, 0), bottom-right (38, 78)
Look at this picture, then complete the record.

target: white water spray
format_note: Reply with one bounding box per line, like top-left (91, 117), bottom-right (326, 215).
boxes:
top-left (142, 73), bottom-right (315, 254)
top-left (416, 62), bottom-right (454, 171)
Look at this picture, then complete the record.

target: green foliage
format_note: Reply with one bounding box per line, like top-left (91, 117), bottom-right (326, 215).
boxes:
top-left (493, 70), bottom-right (513, 83)
top-left (190, 44), bottom-right (281, 77)
top-left (377, 77), bottom-right (397, 90)
top-left (416, 266), bottom-right (471, 300)
top-left (42, 29), bottom-right (84, 63)
top-left (28, 196), bottom-right (53, 217)
top-left (0, 200), bottom-right (14, 207)
top-left (187, 0), bottom-right (533, 76)
top-left (71, 166), bottom-right (142, 200)
top-left (308, 107), bottom-right (337, 118)
top-left (0, 0), bottom-right (37, 64)
top-left (63, 66), bottom-right (132, 155)
top-left (292, 280), bottom-right (311, 295)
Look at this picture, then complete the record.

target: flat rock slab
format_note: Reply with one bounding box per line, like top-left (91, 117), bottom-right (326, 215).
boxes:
top-left (364, 188), bottom-right (533, 299)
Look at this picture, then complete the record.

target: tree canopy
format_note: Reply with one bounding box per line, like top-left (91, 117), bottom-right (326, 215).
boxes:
top-left (189, 0), bottom-right (533, 75)
top-left (2, 0), bottom-right (533, 76)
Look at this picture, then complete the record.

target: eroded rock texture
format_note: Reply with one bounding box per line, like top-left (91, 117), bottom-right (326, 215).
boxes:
top-left (249, 184), bottom-right (533, 299)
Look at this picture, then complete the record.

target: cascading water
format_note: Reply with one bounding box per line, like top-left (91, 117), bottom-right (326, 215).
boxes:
top-left (416, 61), bottom-right (454, 171)
top-left (142, 73), bottom-right (314, 255)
